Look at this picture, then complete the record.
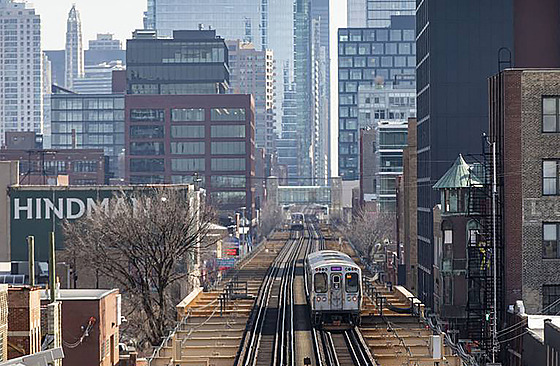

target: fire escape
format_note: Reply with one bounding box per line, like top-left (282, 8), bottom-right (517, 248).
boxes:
top-left (466, 148), bottom-right (504, 359)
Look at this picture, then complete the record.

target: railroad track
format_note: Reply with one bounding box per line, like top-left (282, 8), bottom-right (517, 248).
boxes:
top-left (237, 221), bottom-right (376, 366)
top-left (236, 229), bottom-right (309, 366)
top-left (307, 224), bottom-right (377, 366)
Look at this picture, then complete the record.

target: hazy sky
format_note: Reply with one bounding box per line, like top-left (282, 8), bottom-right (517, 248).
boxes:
top-left (32, 0), bottom-right (145, 50)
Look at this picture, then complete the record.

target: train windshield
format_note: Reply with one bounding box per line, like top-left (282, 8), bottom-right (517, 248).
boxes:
top-left (345, 273), bottom-right (359, 293)
top-left (314, 273), bottom-right (328, 293)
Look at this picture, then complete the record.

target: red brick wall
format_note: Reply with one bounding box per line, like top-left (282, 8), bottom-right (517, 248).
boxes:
top-left (7, 287), bottom-right (41, 359)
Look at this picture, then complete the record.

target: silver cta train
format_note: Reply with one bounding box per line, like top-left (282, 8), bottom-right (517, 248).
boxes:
top-left (305, 250), bottom-right (362, 326)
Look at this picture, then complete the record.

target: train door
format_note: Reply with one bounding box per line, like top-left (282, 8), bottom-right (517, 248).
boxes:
top-left (330, 273), bottom-right (343, 310)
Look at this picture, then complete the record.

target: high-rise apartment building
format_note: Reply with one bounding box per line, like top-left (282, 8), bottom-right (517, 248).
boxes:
top-left (347, 0), bottom-right (415, 28)
top-left (0, 0), bottom-right (43, 147)
top-left (127, 30), bottom-right (229, 95)
top-left (88, 33), bottom-right (122, 50)
top-left (226, 40), bottom-right (275, 154)
top-left (338, 15), bottom-right (415, 181)
top-left (65, 5), bottom-right (84, 89)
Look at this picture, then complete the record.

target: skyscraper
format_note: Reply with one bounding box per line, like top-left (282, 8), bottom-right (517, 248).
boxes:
top-left (65, 5), bottom-right (84, 89)
top-left (415, 0), bottom-right (514, 308)
top-left (337, 16), bottom-right (416, 181)
top-left (226, 40), bottom-right (275, 154)
top-left (347, 0), bottom-right (415, 28)
top-left (0, 0), bottom-right (43, 146)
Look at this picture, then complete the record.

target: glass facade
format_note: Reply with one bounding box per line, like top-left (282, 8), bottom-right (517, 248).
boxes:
top-left (338, 16), bottom-right (415, 180)
top-left (126, 30), bottom-right (229, 95)
top-left (51, 94), bottom-right (125, 178)
top-left (348, 0), bottom-right (415, 28)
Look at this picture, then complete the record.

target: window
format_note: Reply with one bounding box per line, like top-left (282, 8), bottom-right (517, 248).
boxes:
top-left (543, 223), bottom-right (560, 259)
top-left (171, 125), bottom-right (205, 138)
top-left (543, 285), bottom-right (560, 314)
top-left (171, 175), bottom-right (206, 186)
top-left (130, 142), bottom-right (164, 155)
top-left (211, 125), bottom-right (245, 138)
top-left (130, 175), bottom-right (164, 184)
top-left (443, 230), bottom-right (452, 244)
top-left (314, 273), bottom-right (327, 293)
top-left (130, 125), bottom-right (164, 139)
top-left (211, 108), bottom-right (245, 121)
top-left (211, 141), bottom-right (245, 155)
top-left (171, 142), bottom-right (205, 155)
top-left (73, 161), bottom-right (97, 172)
top-left (543, 160), bottom-right (560, 195)
top-left (211, 175), bottom-right (246, 188)
top-left (211, 158), bottom-right (245, 171)
top-left (543, 97), bottom-right (560, 132)
top-left (210, 191), bottom-right (246, 204)
top-left (171, 158), bottom-right (205, 172)
top-left (345, 273), bottom-right (358, 293)
top-left (171, 108), bottom-right (205, 121)
top-left (130, 158), bottom-right (165, 172)
top-left (130, 109), bottom-right (164, 122)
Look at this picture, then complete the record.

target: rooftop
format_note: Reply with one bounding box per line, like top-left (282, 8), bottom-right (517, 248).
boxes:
top-left (41, 288), bottom-right (118, 301)
top-left (433, 154), bottom-right (483, 189)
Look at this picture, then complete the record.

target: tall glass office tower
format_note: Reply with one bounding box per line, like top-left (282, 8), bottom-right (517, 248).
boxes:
top-left (145, 0), bottom-right (319, 186)
top-left (348, 0), bottom-right (415, 27)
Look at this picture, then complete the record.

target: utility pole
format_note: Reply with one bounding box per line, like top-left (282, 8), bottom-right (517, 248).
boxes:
top-left (491, 139), bottom-right (498, 363)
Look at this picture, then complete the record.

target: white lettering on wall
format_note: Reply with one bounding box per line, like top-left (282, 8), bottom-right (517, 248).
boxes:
top-left (66, 198), bottom-right (86, 220)
top-left (86, 198), bottom-right (109, 217)
top-left (35, 198), bottom-right (42, 219)
top-left (44, 198), bottom-right (64, 220)
top-left (14, 198), bottom-right (33, 220)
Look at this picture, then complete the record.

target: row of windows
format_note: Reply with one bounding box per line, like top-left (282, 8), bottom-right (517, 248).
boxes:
top-left (130, 158), bottom-right (246, 173)
top-left (339, 68), bottom-right (415, 82)
top-left (129, 108), bottom-right (246, 122)
top-left (52, 98), bottom-right (123, 110)
top-left (128, 124), bottom-right (245, 139)
top-left (339, 28), bottom-right (415, 43)
top-left (52, 111), bottom-right (124, 122)
top-left (339, 42), bottom-right (414, 57)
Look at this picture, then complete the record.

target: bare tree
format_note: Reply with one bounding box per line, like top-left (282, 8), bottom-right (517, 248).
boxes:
top-left (348, 209), bottom-right (396, 260)
top-left (62, 187), bottom-right (216, 349)
top-left (258, 201), bottom-right (282, 239)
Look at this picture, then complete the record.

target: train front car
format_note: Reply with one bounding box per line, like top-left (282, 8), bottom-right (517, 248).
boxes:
top-left (306, 250), bottom-right (362, 327)
top-left (290, 212), bottom-right (305, 233)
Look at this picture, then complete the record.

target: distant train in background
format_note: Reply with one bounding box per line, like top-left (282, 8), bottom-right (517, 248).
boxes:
top-left (290, 212), bottom-right (305, 231)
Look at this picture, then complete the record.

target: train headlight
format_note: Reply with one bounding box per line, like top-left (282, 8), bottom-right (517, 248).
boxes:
top-left (323, 297), bottom-right (327, 302)
top-left (353, 296), bottom-right (358, 302)
top-left (347, 296), bottom-right (351, 301)
top-left (316, 297), bottom-right (320, 302)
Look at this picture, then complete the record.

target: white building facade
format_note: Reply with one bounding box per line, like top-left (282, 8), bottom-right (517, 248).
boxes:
top-left (65, 5), bottom-right (84, 89)
top-left (0, 0), bottom-right (43, 146)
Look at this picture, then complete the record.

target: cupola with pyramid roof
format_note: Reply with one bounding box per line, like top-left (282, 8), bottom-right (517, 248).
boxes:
top-left (433, 154), bottom-right (482, 214)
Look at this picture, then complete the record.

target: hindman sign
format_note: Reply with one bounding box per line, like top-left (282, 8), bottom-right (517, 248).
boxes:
top-left (8, 186), bottom-right (190, 262)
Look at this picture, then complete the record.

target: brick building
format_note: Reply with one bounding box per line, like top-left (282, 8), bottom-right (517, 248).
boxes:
top-left (432, 155), bottom-right (483, 335)
top-left (41, 289), bottom-right (120, 366)
top-left (489, 69), bottom-right (560, 314)
top-left (0, 284), bottom-right (7, 362)
top-left (397, 118), bottom-right (417, 293)
top-left (1, 131), bottom-right (107, 186)
top-left (125, 94), bottom-right (256, 217)
top-left (7, 286), bottom-right (41, 360)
